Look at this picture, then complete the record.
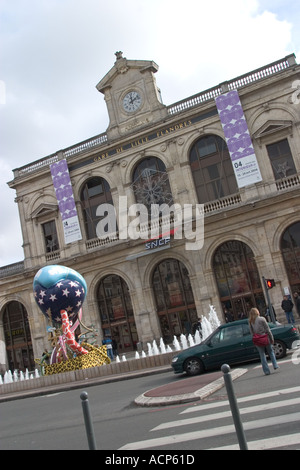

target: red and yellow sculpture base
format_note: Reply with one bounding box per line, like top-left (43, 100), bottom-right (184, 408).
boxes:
top-left (42, 343), bottom-right (110, 376)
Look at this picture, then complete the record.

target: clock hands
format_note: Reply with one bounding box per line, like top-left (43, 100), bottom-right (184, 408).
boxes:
top-left (129, 92), bottom-right (138, 104)
top-left (123, 91), bottom-right (141, 111)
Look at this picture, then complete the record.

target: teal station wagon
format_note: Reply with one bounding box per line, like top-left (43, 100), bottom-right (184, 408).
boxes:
top-left (171, 319), bottom-right (300, 376)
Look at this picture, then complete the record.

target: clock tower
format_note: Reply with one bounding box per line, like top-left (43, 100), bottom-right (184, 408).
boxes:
top-left (96, 52), bottom-right (168, 140)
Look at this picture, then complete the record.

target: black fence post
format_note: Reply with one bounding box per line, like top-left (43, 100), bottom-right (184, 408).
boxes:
top-left (221, 364), bottom-right (248, 450)
top-left (80, 391), bottom-right (97, 450)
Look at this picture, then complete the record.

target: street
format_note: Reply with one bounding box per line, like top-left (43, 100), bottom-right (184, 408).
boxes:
top-left (0, 353), bottom-right (300, 451)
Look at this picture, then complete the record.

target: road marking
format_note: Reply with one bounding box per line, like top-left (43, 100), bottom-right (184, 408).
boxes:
top-left (208, 433), bottom-right (300, 450)
top-left (152, 396), bottom-right (300, 431)
top-left (181, 385), bottom-right (300, 414)
top-left (119, 412), bottom-right (300, 450)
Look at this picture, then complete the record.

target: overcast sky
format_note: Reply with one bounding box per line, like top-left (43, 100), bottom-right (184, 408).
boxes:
top-left (1, 0), bottom-right (300, 266)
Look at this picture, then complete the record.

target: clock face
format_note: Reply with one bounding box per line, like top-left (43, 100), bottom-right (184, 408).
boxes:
top-left (123, 91), bottom-right (142, 113)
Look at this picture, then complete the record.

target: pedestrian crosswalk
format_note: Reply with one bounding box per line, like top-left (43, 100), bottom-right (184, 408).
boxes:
top-left (119, 385), bottom-right (300, 450)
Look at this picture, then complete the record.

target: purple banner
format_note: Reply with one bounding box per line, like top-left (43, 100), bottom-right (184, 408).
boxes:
top-left (50, 159), bottom-right (82, 243)
top-left (215, 90), bottom-right (262, 188)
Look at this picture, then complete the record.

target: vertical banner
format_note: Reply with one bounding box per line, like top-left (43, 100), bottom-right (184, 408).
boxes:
top-left (215, 90), bottom-right (262, 188)
top-left (50, 159), bottom-right (82, 244)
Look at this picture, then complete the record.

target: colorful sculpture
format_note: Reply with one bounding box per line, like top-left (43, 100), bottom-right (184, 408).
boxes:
top-left (33, 265), bottom-right (110, 375)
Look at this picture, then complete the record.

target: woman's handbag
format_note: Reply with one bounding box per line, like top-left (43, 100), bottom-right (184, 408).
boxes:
top-left (252, 333), bottom-right (269, 347)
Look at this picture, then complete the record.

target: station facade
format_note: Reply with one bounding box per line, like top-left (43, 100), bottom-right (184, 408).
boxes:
top-left (0, 52), bottom-right (300, 372)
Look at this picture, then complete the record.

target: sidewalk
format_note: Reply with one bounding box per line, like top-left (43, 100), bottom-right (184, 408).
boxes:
top-left (0, 361), bottom-right (247, 407)
top-left (0, 363), bottom-right (171, 403)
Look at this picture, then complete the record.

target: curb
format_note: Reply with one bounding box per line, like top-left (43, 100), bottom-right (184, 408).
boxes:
top-left (134, 368), bottom-right (248, 406)
top-left (0, 352), bottom-right (175, 401)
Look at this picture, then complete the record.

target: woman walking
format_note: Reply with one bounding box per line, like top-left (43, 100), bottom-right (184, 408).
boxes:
top-left (249, 308), bottom-right (279, 376)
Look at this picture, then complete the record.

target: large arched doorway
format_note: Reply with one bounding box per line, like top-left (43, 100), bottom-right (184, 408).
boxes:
top-left (96, 275), bottom-right (137, 354)
top-left (3, 301), bottom-right (34, 371)
top-left (152, 258), bottom-right (198, 343)
top-left (213, 241), bottom-right (265, 320)
top-left (281, 221), bottom-right (300, 293)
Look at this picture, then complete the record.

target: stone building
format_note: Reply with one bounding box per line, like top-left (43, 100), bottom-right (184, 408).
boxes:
top-left (0, 52), bottom-right (300, 373)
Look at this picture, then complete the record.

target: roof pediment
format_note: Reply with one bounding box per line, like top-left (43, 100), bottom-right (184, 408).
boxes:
top-left (253, 120), bottom-right (293, 143)
top-left (96, 52), bottom-right (159, 94)
top-left (31, 203), bottom-right (58, 220)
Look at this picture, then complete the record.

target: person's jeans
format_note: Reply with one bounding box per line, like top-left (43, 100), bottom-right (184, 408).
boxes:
top-left (285, 311), bottom-right (295, 324)
top-left (256, 344), bottom-right (278, 375)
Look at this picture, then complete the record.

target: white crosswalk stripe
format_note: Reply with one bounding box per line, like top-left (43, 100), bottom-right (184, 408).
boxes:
top-left (180, 385), bottom-right (300, 414)
top-left (209, 433), bottom-right (300, 450)
top-left (119, 386), bottom-right (300, 450)
top-left (152, 396), bottom-right (300, 431)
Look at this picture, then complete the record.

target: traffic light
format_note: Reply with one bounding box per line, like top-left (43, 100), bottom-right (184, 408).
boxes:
top-left (266, 279), bottom-right (275, 289)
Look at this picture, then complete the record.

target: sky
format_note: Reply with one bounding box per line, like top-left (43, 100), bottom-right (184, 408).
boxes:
top-left (0, 0), bottom-right (300, 266)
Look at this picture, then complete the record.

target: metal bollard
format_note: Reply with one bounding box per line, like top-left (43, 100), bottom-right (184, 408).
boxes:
top-left (80, 391), bottom-right (97, 450)
top-left (221, 364), bottom-right (248, 450)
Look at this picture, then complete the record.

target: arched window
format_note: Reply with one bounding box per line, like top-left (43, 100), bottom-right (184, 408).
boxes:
top-left (3, 302), bottom-right (34, 371)
top-left (132, 157), bottom-right (173, 213)
top-left (97, 275), bottom-right (137, 353)
top-left (152, 258), bottom-right (197, 343)
top-left (281, 221), bottom-right (300, 292)
top-left (213, 241), bottom-right (265, 320)
top-left (190, 135), bottom-right (237, 203)
top-left (80, 177), bottom-right (114, 240)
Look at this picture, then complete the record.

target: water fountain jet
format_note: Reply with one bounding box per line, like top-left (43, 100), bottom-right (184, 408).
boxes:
top-left (159, 338), bottom-right (167, 354)
top-left (180, 334), bottom-right (188, 349)
top-left (188, 334), bottom-right (195, 347)
top-left (173, 336), bottom-right (181, 351)
top-left (152, 340), bottom-right (159, 355)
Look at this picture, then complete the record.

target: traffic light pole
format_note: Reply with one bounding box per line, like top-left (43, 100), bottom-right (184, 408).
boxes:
top-left (262, 276), bottom-right (276, 323)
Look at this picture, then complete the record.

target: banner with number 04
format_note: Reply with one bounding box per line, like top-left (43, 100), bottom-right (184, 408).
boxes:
top-left (215, 90), bottom-right (262, 188)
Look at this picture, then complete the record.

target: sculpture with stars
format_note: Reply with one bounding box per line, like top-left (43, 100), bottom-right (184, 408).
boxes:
top-left (33, 265), bottom-right (109, 374)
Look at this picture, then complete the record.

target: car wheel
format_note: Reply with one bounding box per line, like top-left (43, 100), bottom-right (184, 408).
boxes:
top-left (183, 357), bottom-right (204, 376)
top-left (272, 340), bottom-right (286, 359)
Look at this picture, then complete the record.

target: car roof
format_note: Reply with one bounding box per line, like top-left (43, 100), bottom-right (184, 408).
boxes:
top-left (219, 319), bottom-right (249, 329)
